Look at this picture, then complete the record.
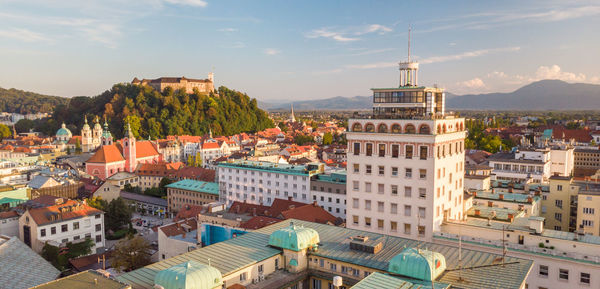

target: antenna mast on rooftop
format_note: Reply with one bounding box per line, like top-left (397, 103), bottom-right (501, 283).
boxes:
top-left (408, 25), bottom-right (411, 62)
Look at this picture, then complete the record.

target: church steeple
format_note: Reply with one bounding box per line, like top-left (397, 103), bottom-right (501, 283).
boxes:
top-left (290, 103), bottom-right (296, 122)
top-left (123, 119), bottom-right (136, 172)
top-left (101, 117), bottom-right (113, 146)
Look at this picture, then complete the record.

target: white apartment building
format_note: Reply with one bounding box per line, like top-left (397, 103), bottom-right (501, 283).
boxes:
top-left (438, 216), bottom-right (600, 289)
top-left (217, 160), bottom-right (324, 207)
top-left (550, 145), bottom-right (575, 177)
top-left (346, 55), bottom-right (466, 241)
top-left (488, 148), bottom-right (551, 183)
top-left (18, 198), bottom-right (105, 253)
top-left (310, 171), bottom-right (346, 219)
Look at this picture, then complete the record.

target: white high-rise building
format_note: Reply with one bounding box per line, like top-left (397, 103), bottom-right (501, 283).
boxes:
top-left (346, 35), bottom-right (466, 241)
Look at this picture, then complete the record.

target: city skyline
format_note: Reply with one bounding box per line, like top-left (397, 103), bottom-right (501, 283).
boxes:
top-left (0, 0), bottom-right (599, 100)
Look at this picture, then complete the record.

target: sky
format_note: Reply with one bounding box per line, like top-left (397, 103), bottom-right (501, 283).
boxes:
top-left (0, 0), bottom-right (599, 101)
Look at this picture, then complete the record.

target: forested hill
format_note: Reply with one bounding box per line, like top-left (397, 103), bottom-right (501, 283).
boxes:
top-left (53, 84), bottom-right (274, 139)
top-left (0, 87), bottom-right (68, 114)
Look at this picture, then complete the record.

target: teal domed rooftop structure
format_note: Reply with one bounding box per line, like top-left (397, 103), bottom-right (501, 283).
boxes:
top-left (268, 222), bottom-right (320, 252)
top-left (388, 247), bottom-right (446, 281)
top-left (154, 261), bottom-right (223, 289)
top-left (55, 123), bottom-right (72, 142)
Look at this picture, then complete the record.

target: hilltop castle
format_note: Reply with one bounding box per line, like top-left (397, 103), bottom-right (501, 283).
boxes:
top-left (132, 73), bottom-right (214, 94)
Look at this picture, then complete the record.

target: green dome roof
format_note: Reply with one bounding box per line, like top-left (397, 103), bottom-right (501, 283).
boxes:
top-left (388, 247), bottom-right (446, 281)
top-left (56, 123), bottom-right (72, 137)
top-left (154, 261), bottom-right (223, 289)
top-left (268, 222), bottom-right (320, 252)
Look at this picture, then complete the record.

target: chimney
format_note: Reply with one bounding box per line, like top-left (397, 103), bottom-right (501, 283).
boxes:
top-left (488, 201), bottom-right (493, 207)
top-left (475, 209), bottom-right (481, 216)
top-left (252, 207), bottom-right (257, 216)
top-left (472, 191), bottom-right (477, 197)
top-left (288, 196), bottom-right (293, 201)
top-left (491, 188), bottom-right (495, 194)
top-left (527, 196), bottom-right (533, 203)
top-left (508, 187), bottom-right (513, 193)
top-left (499, 194), bottom-right (504, 200)
top-left (508, 213), bottom-right (514, 222)
top-left (313, 201), bottom-right (318, 207)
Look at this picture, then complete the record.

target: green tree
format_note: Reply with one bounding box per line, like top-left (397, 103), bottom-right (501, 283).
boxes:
top-left (106, 197), bottom-right (132, 232)
top-left (110, 236), bottom-right (152, 273)
top-left (15, 119), bottom-right (35, 133)
top-left (294, 134), bottom-right (314, 145)
top-left (75, 138), bottom-right (82, 154)
top-left (124, 115), bottom-right (142, 138)
top-left (278, 121), bottom-right (288, 133)
top-left (0, 124), bottom-right (10, 139)
top-left (41, 238), bottom-right (94, 270)
top-left (322, 132), bottom-right (333, 145)
top-left (86, 197), bottom-right (108, 211)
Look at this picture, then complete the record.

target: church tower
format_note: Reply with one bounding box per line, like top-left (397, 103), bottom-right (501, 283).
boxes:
top-left (123, 121), bottom-right (137, 172)
top-left (93, 116), bottom-right (103, 147)
top-left (81, 116), bottom-right (92, 152)
top-left (101, 119), bottom-right (113, 146)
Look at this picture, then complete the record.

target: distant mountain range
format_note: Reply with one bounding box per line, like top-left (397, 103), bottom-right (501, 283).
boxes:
top-left (260, 80), bottom-right (600, 111)
top-left (446, 80), bottom-right (600, 110)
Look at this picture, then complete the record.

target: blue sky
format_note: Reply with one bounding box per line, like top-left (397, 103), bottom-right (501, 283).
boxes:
top-left (0, 0), bottom-right (599, 101)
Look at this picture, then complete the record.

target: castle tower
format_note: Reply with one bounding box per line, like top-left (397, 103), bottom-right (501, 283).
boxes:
top-left (81, 116), bottom-right (92, 152)
top-left (123, 121), bottom-right (137, 172)
top-left (208, 72), bottom-right (214, 83)
top-left (101, 118), bottom-right (113, 146)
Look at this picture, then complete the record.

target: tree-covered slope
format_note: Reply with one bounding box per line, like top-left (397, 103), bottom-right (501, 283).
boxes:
top-left (53, 84), bottom-right (273, 139)
top-left (0, 87), bottom-right (68, 114)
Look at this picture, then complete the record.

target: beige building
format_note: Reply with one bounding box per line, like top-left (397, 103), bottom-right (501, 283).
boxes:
top-left (132, 73), bottom-right (214, 94)
top-left (157, 218), bottom-right (198, 261)
top-left (576, 189), bottom-right (600, 236)
top-left (541, 176), bottom-right (579, 232)
top-left (166, 179), bottom-right (219, 213)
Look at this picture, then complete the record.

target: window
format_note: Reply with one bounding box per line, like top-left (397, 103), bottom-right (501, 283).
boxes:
top-left (96, 224), bottom-right (102, 232)
top-left (352, 215), bottom-right (359, 225)
top-left (404, 205), bottom-right (411, 216)
top-left (353, 181), bottom-right (359, 191)
top-left (366, 165), bottom-right (372, 174)
top-left (555, 199), bottom-right (563, 209)
top-left (404, 223), bottom-right (411, 234)
top-left (379, 144), bottom-right (386, 157)
top-left (61, 224), bottom-right (68, 233)
top-left (353, 143), bottom-right (360, 155)
top-left (557, 185), bottom-right (563, 191)
top-left (353, 164), bottom-right (359, 173)
top-left (312, 279), bottom-right (322, 289)
top-left (406, 145), bottom-right (413, 159)
top-left (366, 143), bottom-right (373, 156)
top-left (240, 272), bottom-right (247, 281)
top-left (404, 186), bottom-right (412, 197)
top-left (377, 219), bottom-right (384, 229)
top-left (258, 264), bottom-right (264, 273)
top-left (378, 201), bottom-right (384, 212)
top-left (391, 185), bottom-right (398, 196)
top-left (582, 220), bottom-right (594, 227)
top-left (73, 222), bottom-right (80, 230)
top-left (559, 269), bottom-right (568, 280)
top-left (405, 168), bottom-right (412, 178)
top-left (40, 229), bottom-right (46, 237)
top-left (580, 272), bottom-right (590, 284)
top-left (392, 144), bottom-right (399, 158)
top-left (418, 225), bottom-right (425, 236)
top-left (583, 207), bottom-right (595, 214)
top-left (391, 167), bottom-right (398, 176)
top-left (378, 184), bottom-right (384, 194)
top-left (418, 207), bottom-right (426, 218)
top-left (419, 188), bottom-right (427, 199)
top-left (365, 182), bottom-right (371, 193)
top-left (555, 213), bottom-right (562, 222)
top-left (330, 263), bottom-right (337, 271)
top-left (420, 146), bottom-right (428, 160)
top-left (390, 203), bottom-right (398, 214)
top-left (419, 169), bottom-right (427, 179)
top-left (391, 221), bottom-right (397, 231)
top-left (319, 259), bottom-right (324, 267)
top-left (538, 265), bottom-right (548, 277)
top-left (378, 166), bottom-right (385, 175)
top-left (95, 235), bottom-right (102, 243)
top-left (365, 200), bottom-right (371, 210)
top-left (365, 217), bottom-right (371, 227)
top-left (353, 198), bottom-right (359, 209)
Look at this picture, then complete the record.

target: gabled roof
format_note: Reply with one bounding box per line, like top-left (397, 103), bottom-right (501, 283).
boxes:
top-left (87, 144), bottom-right (125, 163)
top-left (158, 218), bottom-right (198, 238)
top-left (27, 199), bottom-right (103, 226)
top-left (134, 140), bottom-right (159, 158)
top-left (202, 142), bottom-right (220, 150)
top-left (239, 216), bottom-right (282, 230)
top-left (280, 202), bottom-right (337, 224)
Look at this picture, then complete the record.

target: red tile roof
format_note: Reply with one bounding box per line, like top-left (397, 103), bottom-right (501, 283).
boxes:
top-left (553, 128), bottom-right (593, 143)
top-left (202, 142), bottom-right (220, 149)
top-left (0, 210), bottom-right (19, 219)
top-left (174, 205), bottom-right (205, 221)
top-left (159, 218), bottom-right (198, 237)
top-left (27, 199), bottom-right (103, 226)
top-left (134, 141), bottom-right (160, 158)
top-left (173, 167), bottom-right (216, 182)
top-left (87, 144), bottom-right (125, 163)
top-left (280, 203), bottom-right (337, 224)
top-left (239, 216), bottom-right (282, 230)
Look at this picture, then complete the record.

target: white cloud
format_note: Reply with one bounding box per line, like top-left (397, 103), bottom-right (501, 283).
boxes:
top-left (458, 77), bottom-right (486, 89)
top-left (534, 65), bottom-right (586, 82)
top-left (305, 28), bottom-right (359, 42)
top-left (0, 28), bottom-right (50, 42)
top-left (163, 0), bottom-right (207, 7)
top-left (358, 24), bottom-right (392, 35)
top-left (346, 46), bottom-right (521, 69)
top-left (218, 28), bottom-right (238, 32)
top-left (264, 48), bottom-right (281, 55)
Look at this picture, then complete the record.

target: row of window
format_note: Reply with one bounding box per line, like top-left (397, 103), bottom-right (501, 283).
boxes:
top-left (351, 216), bottom-right (426, 235)
top-left (39, 217), bottom-right (100, 237)
top-left (538, 265), bottom-right (590, 284)
top-left (352, 182), bottom-right (428, 198)
top-left (352, 164), bottom-right (430, 179)
top-left (227, 190), bottom-right (307, 200)
top-left (226, 181), bottom-right (307, 191)
top-left (224, 168), bottom-right (308, 181)
top-left (352, 142), bottom-right (464, 159)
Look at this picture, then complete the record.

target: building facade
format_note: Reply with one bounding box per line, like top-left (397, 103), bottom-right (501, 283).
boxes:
top-left (132, 74), bottom-right (214, 94)
top-left (166, 179), bottom-right (220, 213)
top-left (345, 55), bottom-right (466, 241)
top-left (310, 171), bottom-right (347, 219)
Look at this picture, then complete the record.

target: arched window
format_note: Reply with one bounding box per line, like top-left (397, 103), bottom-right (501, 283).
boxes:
top-left (365, 123), bottom-right (375, 132)
top-left (437, 124), bottom-right (442, 134)
top-left (459, 122), bottom-right (464, 131)
top-left (352, 123), bottom-right (363, 132)
top-left (443, 124), bottom-right (447, 134)
top-left (377, 123), bottom-right (388, 133)
top-left (391, 124), bottom-right (401, 133)
top-left (419, 124), bottom-right (431, 134)
top-left (405, 124), bottom-right (416, 134)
